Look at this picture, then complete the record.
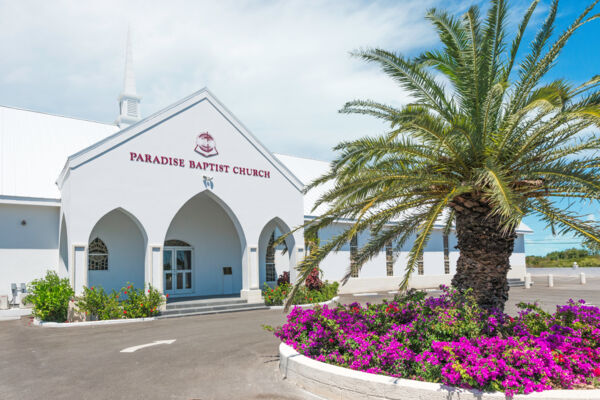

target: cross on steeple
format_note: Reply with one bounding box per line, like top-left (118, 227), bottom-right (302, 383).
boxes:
top-left (116, 27), bottom-right (141, 128)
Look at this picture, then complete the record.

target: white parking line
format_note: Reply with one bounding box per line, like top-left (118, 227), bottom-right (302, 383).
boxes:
top-left (120, 339), bottom-right (176, 353)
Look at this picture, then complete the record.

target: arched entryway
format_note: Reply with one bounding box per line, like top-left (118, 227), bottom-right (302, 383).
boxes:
top-left (164, 191), bottom-right (244, 297)
top-left (87, 208), bottom-right (147, 292)
top-left (58, 214), bottom-right (69, 278)
top-left (258, 218), bottom-right (295, 288)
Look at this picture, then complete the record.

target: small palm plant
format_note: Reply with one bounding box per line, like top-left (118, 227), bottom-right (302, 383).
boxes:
top-left (285, 0), bottom-right (600, 311)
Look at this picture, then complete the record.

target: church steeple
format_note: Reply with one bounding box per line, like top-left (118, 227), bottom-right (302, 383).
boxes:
top-left (116, 28), bottom-right (141, 128)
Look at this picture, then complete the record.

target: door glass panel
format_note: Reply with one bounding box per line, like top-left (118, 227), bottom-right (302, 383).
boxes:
top-left (185, 251), bottom-right (192, 270)
top-left (163, 250), bottom-right (172, 270)
top-left (177, 273), bottom-right (183, 289)
top-left (185, 272), bottom-right (192, 289)
top-left (177, 250), bottom-right (191, 270)
top-left (166, 273), bottom-right (172, 290)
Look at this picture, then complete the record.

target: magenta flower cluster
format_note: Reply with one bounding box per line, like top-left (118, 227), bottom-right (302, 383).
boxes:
top-left (274, 287), bottom-right (600, 396)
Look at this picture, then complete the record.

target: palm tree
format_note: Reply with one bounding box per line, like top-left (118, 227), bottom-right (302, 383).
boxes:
top-left (286, 0), bottom-right (600, 311)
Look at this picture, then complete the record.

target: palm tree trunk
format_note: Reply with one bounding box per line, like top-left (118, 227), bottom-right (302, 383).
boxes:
top-left (450, 196), bottom-right (516, 311)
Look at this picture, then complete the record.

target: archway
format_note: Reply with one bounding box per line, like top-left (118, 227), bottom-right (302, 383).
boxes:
top-left (164, 191), bottom-right (244, 297)
top-left (258, 217), bottom-right (295, 288)
top-left (87, 208), bottom-right (147, 292)
top-left (58, 214), bottom-right (69, 278)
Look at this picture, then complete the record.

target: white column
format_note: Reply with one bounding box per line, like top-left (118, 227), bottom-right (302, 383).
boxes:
top-left (150, 246), bottom-right (163, 292)
top-left (72, 244), bottom-right (88, 295)
top-left (289, 230), bottom-right (304, 285)
top-left (240, 245), bottom-right (262, 303)
top-left (249, 246), bottom-right (259, 289)
top-left (290, 246), bottom-right (304, 285)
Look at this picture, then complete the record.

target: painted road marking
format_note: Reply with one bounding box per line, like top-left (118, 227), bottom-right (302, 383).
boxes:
top-left (120, 339), bottom-right (176, 353)
top-left (353, 292), bottom-right (379, 297)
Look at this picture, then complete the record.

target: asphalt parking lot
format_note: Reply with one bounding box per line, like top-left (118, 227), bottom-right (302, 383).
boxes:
top-left (1, 276), bottom-right (598, 400)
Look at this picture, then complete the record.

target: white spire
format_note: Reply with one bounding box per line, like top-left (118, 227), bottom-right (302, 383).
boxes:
top-left (123, 27), bottom-right (137, 95)
top-left (116, 26), bottom-right (141, 129)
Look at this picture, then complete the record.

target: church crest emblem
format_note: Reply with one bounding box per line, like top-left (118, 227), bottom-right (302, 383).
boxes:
top-left (194, 132), bottom-right (218, 157)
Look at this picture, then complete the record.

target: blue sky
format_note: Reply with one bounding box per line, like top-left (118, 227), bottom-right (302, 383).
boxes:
top-left (508, 1), bottom-right (600, 256)
top-left (0, 0), bottom-right (598, 256)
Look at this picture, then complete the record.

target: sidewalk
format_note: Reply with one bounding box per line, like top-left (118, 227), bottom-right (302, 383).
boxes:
top-left (0, 308), bottom-right (31, 321)
top-left (527, 267), bottom-right (600, 277)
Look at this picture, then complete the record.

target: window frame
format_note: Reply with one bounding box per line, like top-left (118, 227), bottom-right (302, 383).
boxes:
top-left (88, 237), bottom-right (108, 271)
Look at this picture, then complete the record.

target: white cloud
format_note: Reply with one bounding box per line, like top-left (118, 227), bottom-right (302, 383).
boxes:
top-left (0, 0), bottom-right (466, 159)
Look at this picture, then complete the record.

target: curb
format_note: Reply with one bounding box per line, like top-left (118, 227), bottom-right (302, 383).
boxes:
top-left (33, 317), bottom-right (156, 328)
top-left (279, 343), bottom-right (600, 400)
top-left (268, 296), bottom-right (339, 311)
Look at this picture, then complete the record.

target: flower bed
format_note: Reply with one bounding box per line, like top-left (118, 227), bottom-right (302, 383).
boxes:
top-left (274, 287), bottom-right (600, 396)
top-left (262, 270), bottom-right (339, 306)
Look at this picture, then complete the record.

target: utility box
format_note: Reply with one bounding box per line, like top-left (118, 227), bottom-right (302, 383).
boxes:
top-left (0, 295), bottom-right (8, 310)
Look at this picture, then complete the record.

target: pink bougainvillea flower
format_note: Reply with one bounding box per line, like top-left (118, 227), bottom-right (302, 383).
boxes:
top-left (273, 287), bottom-right (600, 396)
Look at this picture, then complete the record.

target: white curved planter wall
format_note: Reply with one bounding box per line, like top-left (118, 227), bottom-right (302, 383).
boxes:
top-left (279, 343), bottom-right (600, 400)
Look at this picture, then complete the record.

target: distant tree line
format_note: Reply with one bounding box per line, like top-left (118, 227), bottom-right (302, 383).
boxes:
top-left (527, 247), bottom-right (600, 268)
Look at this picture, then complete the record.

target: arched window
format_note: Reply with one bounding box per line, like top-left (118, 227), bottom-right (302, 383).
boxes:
top-left (266, 230), bottom-right (289, 282)
top-left (88, 238), bottom-right (108, 271)
top-left (164, 239), bottom-right (191, 247)
top-left (266, 232), bottom-right (277, 282)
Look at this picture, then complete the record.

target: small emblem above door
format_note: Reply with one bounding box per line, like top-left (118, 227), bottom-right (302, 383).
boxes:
top-left (194, 132), bottom-right (218, 157)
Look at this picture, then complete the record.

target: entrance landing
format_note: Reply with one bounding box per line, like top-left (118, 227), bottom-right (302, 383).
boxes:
top-left (166, 294), bottom-right (241, 305)
top-left (159, 294), bottom-right (268, 319)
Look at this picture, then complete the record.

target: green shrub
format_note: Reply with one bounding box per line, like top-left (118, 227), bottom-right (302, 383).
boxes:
top-left (24, 270), bottom-right (74, 322)
top-left (121, 284), bottom-right (163, 318)
top-left (77, 283), bottom-right (163, 320)
top-left (77, 286), bottom-right (121, 320)
top-left (262, 281), bottom-right (339, 306)
top-left (263, 283), bottom-right (291, 305)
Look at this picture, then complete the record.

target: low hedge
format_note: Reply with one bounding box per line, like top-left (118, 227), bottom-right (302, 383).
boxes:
top-left (262, 281), bottom-right (339, 306)
top-left (77, 284), bottom-right (164, 320)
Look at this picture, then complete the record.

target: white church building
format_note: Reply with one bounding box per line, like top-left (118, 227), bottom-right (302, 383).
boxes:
top-left (0, 37), bottom-right (531, 304)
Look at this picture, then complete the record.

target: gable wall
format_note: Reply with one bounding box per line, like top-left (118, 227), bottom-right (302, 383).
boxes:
top-left (61, 97), bottom-right (304, 246)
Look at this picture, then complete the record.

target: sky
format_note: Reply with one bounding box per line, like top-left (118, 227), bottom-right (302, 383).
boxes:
top-left (0, 0), bottom-right (599, 256)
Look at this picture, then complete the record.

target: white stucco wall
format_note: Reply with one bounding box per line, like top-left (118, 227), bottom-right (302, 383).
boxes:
top-left (165, 192), bottom-right (243, 296)
top-left (59, 91), bottom-right (305, 295)
top-left (509, 234), bottom-right (527, 279)
top-left (316, 222), bottom-right (528, 293)
top-left (0, 203), bottom-right (59, 297)
top-left (88, 208), bottom-right (146, 293)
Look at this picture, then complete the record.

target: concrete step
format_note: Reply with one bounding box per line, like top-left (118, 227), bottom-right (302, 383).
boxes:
top-left (157, 303), bottom-right (269, 319)
top-left (166, 298), bottom-right (246, 310)
top-left (161, 301), bottom-right (266, 316)
top-left (508, 279), bottom-right (525, 287)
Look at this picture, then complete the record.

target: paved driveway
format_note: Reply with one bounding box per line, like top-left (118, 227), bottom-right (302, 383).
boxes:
top-left (0, 309), bottom-right (311, 400)
top-left (1, 277), bottom-right (599, 400)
